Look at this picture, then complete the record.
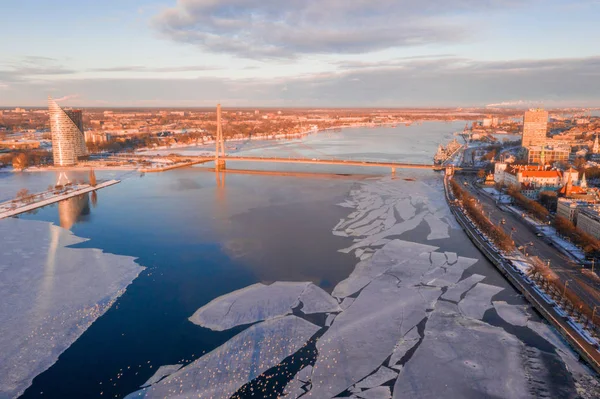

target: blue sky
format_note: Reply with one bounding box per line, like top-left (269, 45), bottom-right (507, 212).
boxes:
top-left (1, 0), bottom-right (599, 107)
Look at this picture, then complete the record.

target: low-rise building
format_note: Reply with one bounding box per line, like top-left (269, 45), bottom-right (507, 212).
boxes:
top-left (0, 139), bottom-right (40, 149)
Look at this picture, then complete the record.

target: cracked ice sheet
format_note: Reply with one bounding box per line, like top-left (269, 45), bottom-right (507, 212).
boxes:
top-left (189, 281), bottom-right (338, 331)
top-left (493, 301), bottom-right (530, 327)
top-left (126, 316), bottom-right (319, 399)
top-left (305, 275), bottom-right (441, 398)
top-left (300, 283), bottom-right (341, 314)
top-left (458, 283), bottom-right (504, 320)
top-left (140, 364), bottom-right (182, 387)
top-left (333, 239), bottom-right (438, 299)
top-left (0, 218), bottom-right (144, 399)
top-left (355, 366), bottom-right (397, 389)
top-left (388, 327), bottom-right (421, 367)
top-left (395, 198), bottom-right (415, 221)
top-left (358, 386), bottom-right (392, 399)
top-left (339, 212), bottom-right (427, 254)
top-left (441, 274), bottom-right (486, 302)
top-left (393, 301), bottom-right (530, 399)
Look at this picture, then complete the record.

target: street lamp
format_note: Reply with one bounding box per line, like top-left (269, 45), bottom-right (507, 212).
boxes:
top-left (563, 279), bottom-right (572, 298)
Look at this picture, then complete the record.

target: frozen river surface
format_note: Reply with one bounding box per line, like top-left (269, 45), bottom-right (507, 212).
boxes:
top-left (2, 123), bottom-right (599, 398)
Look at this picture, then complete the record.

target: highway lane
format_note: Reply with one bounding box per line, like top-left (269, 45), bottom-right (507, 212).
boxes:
top-left (455, 175), bottom-right (600, 310)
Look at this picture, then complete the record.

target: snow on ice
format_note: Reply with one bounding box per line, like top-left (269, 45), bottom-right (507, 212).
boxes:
top-left (126, 316), bottom-right (319, 399)
top-left (189, 281), bottom-right (339, 331)
top-left (140, 364), bottom-right (183, 388)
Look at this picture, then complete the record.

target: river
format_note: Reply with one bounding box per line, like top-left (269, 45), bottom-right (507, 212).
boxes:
top-left (2, 122), bottom-right (598, 399)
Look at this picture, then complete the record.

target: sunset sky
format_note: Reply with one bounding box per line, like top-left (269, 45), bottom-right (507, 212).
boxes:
top-left (1, 0), bottom-right (599, 107)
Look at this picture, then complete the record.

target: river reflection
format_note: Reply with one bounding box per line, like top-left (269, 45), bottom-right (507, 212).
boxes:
top-left (58, 193), bottom-right (91, 230)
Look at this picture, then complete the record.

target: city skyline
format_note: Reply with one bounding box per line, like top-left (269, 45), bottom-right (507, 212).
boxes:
top-left (1, 0), bottom-right (600, 107)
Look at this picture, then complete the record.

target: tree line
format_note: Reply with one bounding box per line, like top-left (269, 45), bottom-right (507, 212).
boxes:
top-left (554, 215), bottom-right (600, 256)
top-left (450, 179), bottom-right (514, 252)
top-left (506, 186), bottom-right (550, 221)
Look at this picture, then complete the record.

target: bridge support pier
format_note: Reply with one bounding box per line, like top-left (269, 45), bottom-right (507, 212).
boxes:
top-left (215, 159), bottom-right (226, 171)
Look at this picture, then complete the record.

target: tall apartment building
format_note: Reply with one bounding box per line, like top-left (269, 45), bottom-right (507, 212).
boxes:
top-left (48, 97), bottom-right (87, 166)
top-left (522, 109), bottom-right (549, 147)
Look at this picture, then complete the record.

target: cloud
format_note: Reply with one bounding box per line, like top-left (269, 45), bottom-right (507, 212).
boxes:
top-left (54, 94), bottom-right (80, 102)
top-left (0, 56), bottom-right (76, 82)
top-left (89, 65), bottom-right (219, 73)
top-left (2, 56), bottom-right (599, 107)
top-left (151, 0), bottom-right (527, 58)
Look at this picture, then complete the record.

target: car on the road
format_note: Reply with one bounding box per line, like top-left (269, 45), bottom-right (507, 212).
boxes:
top-left (536, 232), bottom-right (543, 237)
top-left (500, 219), bottom-right (506, 224)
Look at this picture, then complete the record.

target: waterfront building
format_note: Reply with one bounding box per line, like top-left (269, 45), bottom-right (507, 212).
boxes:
top-left (526, 145), bottom-right (570, 165)
top-left (522, 109), bottom-right (549, 147)
top-left (48, 97), bottom-right (87, 166)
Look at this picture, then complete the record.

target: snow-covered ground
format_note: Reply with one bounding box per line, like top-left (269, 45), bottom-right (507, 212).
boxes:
top-left (125, 176), bottom-right (600, 399)
top-left (0, 218), bottom-right (144, 399)
top-left (0, 180), bottom-right (119, 219)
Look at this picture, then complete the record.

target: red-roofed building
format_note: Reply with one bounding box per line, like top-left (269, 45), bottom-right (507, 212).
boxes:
top-left (496, 164), bottom-right (582, 198)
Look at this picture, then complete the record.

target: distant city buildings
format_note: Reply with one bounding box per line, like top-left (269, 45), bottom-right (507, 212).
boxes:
top-left (522, 109), bottom-right (549, 147)
top-left (48, 97), bottom-right (87, 166)
top-left (84, 131), bottom-right (111, 144)
top-left (526, 145), bottom-right (570, 165)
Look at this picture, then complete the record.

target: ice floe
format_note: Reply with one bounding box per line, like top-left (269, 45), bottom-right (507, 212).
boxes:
top-left (299, 283), bottom-right (342, 314)
top-left (458, 283), bottom-right (504, 320)
top-left (140, 364), bottom-right (182, 388)
top-left (189, 281), bottom-right (338, 331)
top-left (126, 316), bottom-right (319, 399)
top-left (493, 301), bottom-right (530, 327)
top-left (424, 214), bottom-right (450, 240)
top-left (357, 386), bottom-right (392, 399)
top-left (388, 327), bottom-right (422, 368)
top-left (355, 366), bottom-right (398, 389)
top-left (441, 274), bottom-right (486, 302)
top-left (393, 301), bottom-right (530, 399)
top-left (305, 275), bottom-right (438, 398)
top-left (0, 217), bottom-right (144, 399)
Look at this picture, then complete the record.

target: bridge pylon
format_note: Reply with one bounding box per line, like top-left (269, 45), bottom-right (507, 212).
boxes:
top-left (215, 104), bottom-right (226, 171)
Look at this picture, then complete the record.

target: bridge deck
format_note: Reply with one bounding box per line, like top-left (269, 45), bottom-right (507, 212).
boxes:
top-left (211, 156), bottom-right (439, 169)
